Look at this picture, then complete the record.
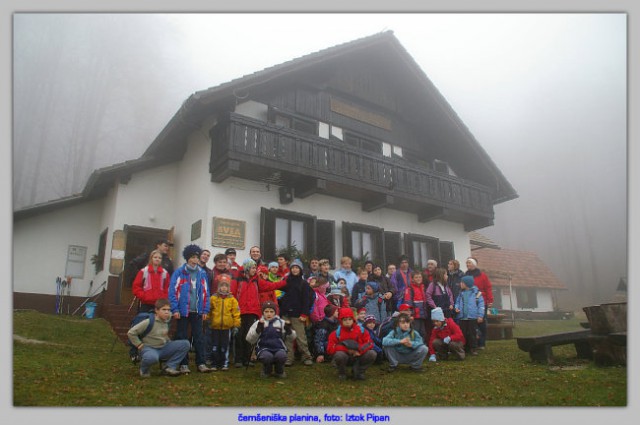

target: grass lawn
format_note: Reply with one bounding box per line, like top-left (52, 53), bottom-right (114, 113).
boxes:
top-left (12, 310), bottom-right (626, 407)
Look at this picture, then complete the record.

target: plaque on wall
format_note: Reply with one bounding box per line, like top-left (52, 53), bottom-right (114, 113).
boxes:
top-left (212, 217), bottom-right (246, 249)
top-left (191, 219), bottom-right (202, 241)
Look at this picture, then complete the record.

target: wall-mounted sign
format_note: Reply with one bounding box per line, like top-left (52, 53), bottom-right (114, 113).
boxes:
top-left (191, 219), bottom-right (202, 241)
top-left (212, 217), bottom-right (245, 249)
top-left (65, 245), bottom-right (87, 279)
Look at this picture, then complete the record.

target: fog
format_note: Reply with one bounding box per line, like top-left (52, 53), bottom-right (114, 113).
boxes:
top-left (12, 14), bottom-right (627, 310)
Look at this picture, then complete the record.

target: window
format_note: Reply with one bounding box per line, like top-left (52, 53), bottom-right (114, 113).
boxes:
top-left (269, 108), bottom-right (317, 136)
top-left (343, 131), bottom-right (383, 155)
top-left (342, 222), bottom-right (383, 265)
top-left (404, 234), bottom-right (440, 270)
top-left (438, 241), bottom-right (455, 267)
top-left (261, 208), bottom-right (334, 263)
top-left (516, 288), bottom-right (538, 309)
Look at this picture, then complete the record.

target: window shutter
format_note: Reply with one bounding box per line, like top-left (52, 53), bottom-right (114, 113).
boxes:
top-left (260, 207), bottom-right (276, 262)
top-left (341, 221), bottom-right (354, 259)
top-left (439, 241), bottom-right (455, 267)
top-left (316, 219), bottom-right (335, 266)
top-left (383, 231), bottom-right (402, 268)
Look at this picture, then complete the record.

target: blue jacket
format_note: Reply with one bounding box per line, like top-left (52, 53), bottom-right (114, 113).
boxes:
top-left (382, 326), bottom-right (426, 355)
top-left (454, 286), bottom-right (485, 320)
top-left (355, 293), bottom-right (388, 324)
top-left (169, 264), bottom-right (210, 316)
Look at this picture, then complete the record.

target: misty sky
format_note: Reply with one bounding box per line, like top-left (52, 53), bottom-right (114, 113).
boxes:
top-left (11, 13), bottom-right (627, 308)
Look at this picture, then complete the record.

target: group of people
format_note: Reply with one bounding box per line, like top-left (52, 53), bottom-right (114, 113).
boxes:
top-left (127, 239), bottom-right (494, 380)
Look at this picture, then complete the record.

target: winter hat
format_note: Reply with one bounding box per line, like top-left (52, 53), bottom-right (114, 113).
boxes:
top-left (461, 275), bottom-right (475, 288)
top-left (182, 244), bottom-right (202, 261)
top-left (398, 303), bottom-right (412, 312)
top-left (364, 315), bottom-right (376, 325)
top-left (365, 281), bottom-right (379, 292)
top-left (257, 265), bottom-right (269, 274)
top-left (290, 258), bottom-right (304, 271)
top-left (357, 307), bottom-right (367, 315)
top-left (427, 259), bottom-right (438, 267)
top-left (466, 257), bottom-right (478, 267)
top-left (268, 261), bottom-right (278, 269)
top-left (329, 284), bottom-right (343, 295)
top-left (224, 248), bottom-right (236, 255)
top-left (324, 304), bottom-right (338, 318)
top-left (242, 258), bottom-right (256, 270)
top-left (338, 307), bottom-right (355, 321)
top-left (261, 300), bottom-right (277, 313)
top-left (431, 307), bottom-right (445, 322)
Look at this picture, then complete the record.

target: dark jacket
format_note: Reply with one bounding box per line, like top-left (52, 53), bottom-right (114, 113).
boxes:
top-left (279, 273), bottom-right (314, 318)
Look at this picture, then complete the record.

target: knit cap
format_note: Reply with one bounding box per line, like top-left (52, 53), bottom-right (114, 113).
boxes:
top-left (461, 275), bottom-right (475, 288)
top-left (242, 258), bottom-right (256, 270)
top-left (261, 301), bottom-right (277, 313)
top-left (365, 281), bottom-right (379, 292)
top-left (431, 307), bottom-right (445, 322)
top-left (268, 261), bottom-right (278, 269)
top-left (338, 307), bottom-right (355, 321)
top-left (290, 258), bottom-right (304, 271)
top-left (364, 315), bottom-right (376, 325)
top-left (182, 244), bottom-right (202, 261)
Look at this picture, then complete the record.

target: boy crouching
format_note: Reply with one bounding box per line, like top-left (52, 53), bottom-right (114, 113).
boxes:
top-left (428, 307), bottom-right (466, 362)
top-left (127, 298), bottom-right (190, 377)
top-left (381, 313), bottom-right (428, 372)
top-left (246, 301), bottom-right (295, 378)
top-left (327, 307), bottom-right (377, 380)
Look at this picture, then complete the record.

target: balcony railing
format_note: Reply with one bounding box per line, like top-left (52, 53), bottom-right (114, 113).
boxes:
top-left (211, 112), bottom-right (494, 216)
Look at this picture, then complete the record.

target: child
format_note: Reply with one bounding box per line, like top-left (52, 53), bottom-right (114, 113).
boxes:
top-left (356, 307), bottom-right (367, 327)
top-left (132, 249), bottom-right (170, 313)
top-left (208, 275), bottom-right (241, 371)
top-left (257, 264), bottom-right (280, 314)
top-left (246, 301), bottom-right (296, 378)
top-left (276, 253), bottom-right (290, 278)
top-left (403, 271), bottom-right (428, 340)
top-left (309, 276), bottom-right (330, 324)
top-left (313, 304), bottom-right (339, 363)
top-left (333, 256), bottom-right (358, 295)
top-left (350, 268), bottom-right (369, 305)
top-left (128, 298), bottom-right (191, 377)
top-left (278, 259), bottom-right (315, 366)
top-left (326, 307), bottom-right (377, 380)
top-left (337, 278), bottom-right (350, 299)
top-left (363, 315), bottom-right (383, 363)
top-left (454, 275), bottom-right (485, 356)
top-left (426, 268), bottom-right (455, 318)
top-left (234, 258), bottom-right (287, 367)
top-left (168, 244), bottom-right (211, 374)
top-left (381, 313), bottom-right (428, 372)
top-left (225, 248), bottom-right (243, 280)
top-left (428, 307), bottom-right (466, 362)
top-left (370, 264), bottom-right (395, 315)
top-left (327, 284), bottom-right (349, 308)
top-left (267, 261), bottom-right (285, 301)
top-left (354, 281), bottom-right (388, 324)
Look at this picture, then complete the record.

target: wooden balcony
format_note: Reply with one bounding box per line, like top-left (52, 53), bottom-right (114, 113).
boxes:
top-left (210, 113), bottom-right (495, 229)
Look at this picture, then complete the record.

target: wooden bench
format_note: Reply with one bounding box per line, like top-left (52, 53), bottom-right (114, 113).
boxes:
top-left (487, 323), bottom-right (514, 340)
top-left (516, 330), bottom-right (592, 364)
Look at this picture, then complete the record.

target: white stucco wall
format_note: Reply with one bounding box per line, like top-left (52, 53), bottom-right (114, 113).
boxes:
top-left (13, 199), bottom-right (105, 296)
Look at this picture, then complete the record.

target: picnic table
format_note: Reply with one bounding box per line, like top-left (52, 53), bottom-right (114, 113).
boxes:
top-left (516, 329), bottom-right (593, 364)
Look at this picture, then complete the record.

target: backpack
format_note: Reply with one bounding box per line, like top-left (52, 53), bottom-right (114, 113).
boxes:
top-left (128, 312), bottom-right (155, 364)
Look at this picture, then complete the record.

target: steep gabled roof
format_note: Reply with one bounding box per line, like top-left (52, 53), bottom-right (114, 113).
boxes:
top-left (14, 31), bottom-right (517, 219)
top-left (472, 247), bottom-right (567, 290)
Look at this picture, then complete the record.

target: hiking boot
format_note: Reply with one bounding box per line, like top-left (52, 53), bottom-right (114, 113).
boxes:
top-left (471, 351), bottom-right (479, 356)
top-left (284, 360), bottom-right (293, 367)
top-left (387, 366), bottom-right (397, 373)
top-left (139, 369), bottom-right (151, 378)
top-left (221, 366), bottom-right (229, 371)
top-left (179, 365), bottom-right (191, 374)
top-left (234, 362), bottom-right (243, 368)
top-left (275, 372), bottom-right (287, 379)
top-left (210, 366), bottom-right (218, 372)
top-left (411, 366), bottom-right (424, 373)
top-left (163, 367), bottom-right (181, 377)
top-left (197, 364), bottom-right (212, 373)
top-left (248, 361), bottom-right (255, 367)
top-left (303, 359), bottom-right (313, 366)
top-left (260, 370), bottom-right (270, 378)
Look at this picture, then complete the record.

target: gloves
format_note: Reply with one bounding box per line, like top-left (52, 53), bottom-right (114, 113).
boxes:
top-left (443, 336), bottom-right (451, 344)
top-left (256, 322), bottom-right (265, 333)
top-left (284, 322), bottom-right (292, 335)
top-left (429, 354), bottom-right (437, 362)
top-left (231, 327), bottom-right (239, 337)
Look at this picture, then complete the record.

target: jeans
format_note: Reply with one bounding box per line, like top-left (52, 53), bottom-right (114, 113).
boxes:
top-left (383, 345), bottom-right (428, 369)
top-left (209, 328), bottom-right (232, 368)
top-left (175, 312), bottom-right (205, 366)
top-left (139, 340), bottom-right (191, 374)
top-left (332, 350), bottom-right (377, 376)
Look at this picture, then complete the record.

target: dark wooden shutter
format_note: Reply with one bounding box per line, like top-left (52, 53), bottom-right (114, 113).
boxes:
top-left (439, 241), bottom-right (455, 268)
top-left (383, 231), bottom-right (402, 268)
top-left (316, 219), bottom-right (335, 266)
top-left (342, 221), bottom-right (354, 259)
top-left (372, 230), bottom-right (384, 267)
top-left (260, 207), bottom-right (276, 262)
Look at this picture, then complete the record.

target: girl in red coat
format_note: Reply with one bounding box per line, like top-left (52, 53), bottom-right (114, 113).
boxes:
top-left (132, 250), bottom-right (170, 313)
top-left (428, 307), bottom-right (466, 361)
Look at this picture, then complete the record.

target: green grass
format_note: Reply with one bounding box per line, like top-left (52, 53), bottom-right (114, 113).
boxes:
top-left (12, 310), bottom-right (626, 407)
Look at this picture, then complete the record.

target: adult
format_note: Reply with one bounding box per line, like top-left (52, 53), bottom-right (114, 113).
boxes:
top-left (249, 245), bottom-right (264, 267)
top-left (333, 256), bottom-right (358, 295)
top-left (370, 264), bottom-right (395, 314)
top-left (386, 263), bottom-right (396, 280)
top-left (131, 250), bottom-right (171, 313)
top-left (225, 248), bottom-right (243, 280)
top-left (316, 259), bottom-right (334, 293)
top-left (465, 257), bottom-right (494, 350)
top-left (305, 257), bottom-right (320, 279)
top-left (129, 238), bottom-right (174, 280)
top-left (423, 259), bottom-right (438, 284)
top-left (390, 255), bottom-right (412, 310)
top-left (447, 259), bottom-right (465, 303)
top-left (198, 249), bottom-right (212, 288)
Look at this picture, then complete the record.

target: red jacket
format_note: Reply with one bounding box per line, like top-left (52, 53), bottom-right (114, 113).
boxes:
top-left (132, 266), bottom-right (170, 306)
top-left (326, 323), bottom-right (373, 356)
top-left (403, 282), bottom-right (427, 319)
top-left (428, 317), bottom-right (465, 354)
top-left (236, 274), bottom-right (286, 317)
top-left (469, 270), bottom-right (494, 305)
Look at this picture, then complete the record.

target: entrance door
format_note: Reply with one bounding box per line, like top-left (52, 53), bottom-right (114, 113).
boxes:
top-left (121, 225), bottom-right (173, 305)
